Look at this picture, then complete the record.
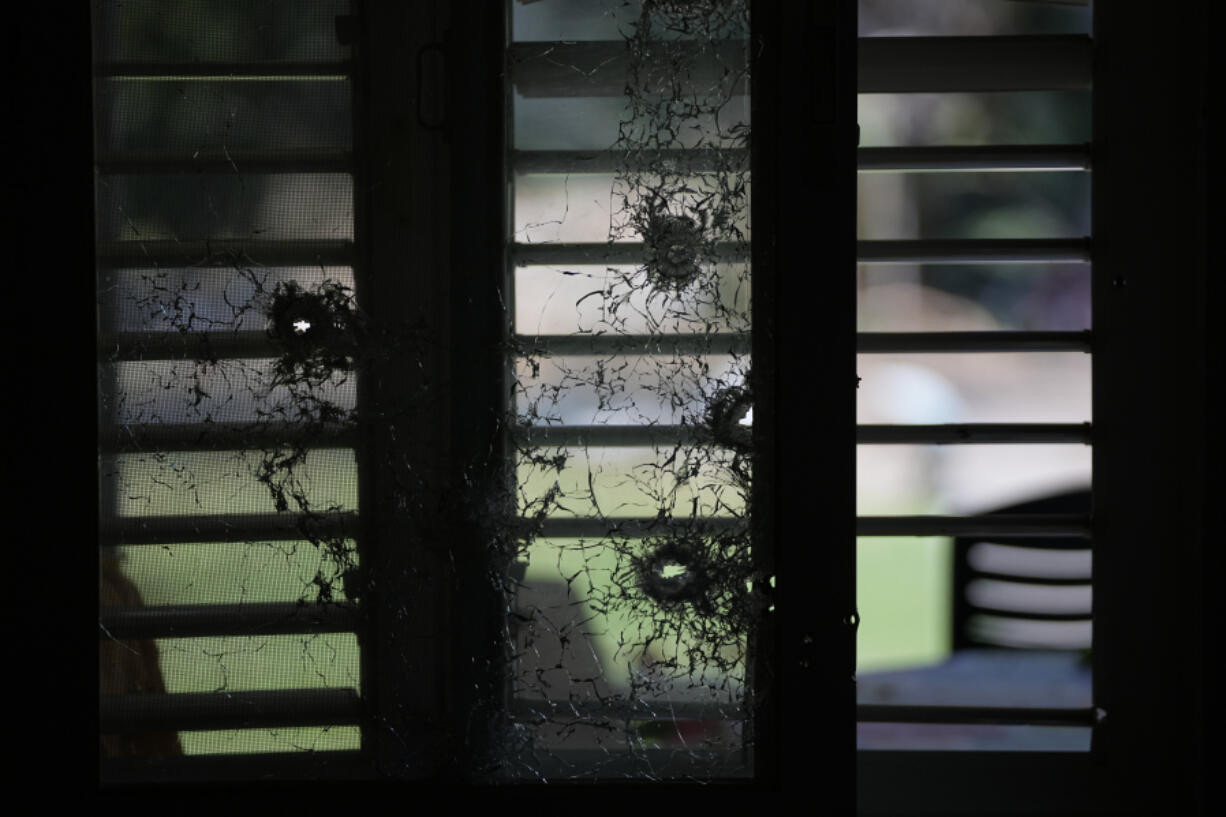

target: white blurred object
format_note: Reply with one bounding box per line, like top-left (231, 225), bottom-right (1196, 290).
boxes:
top-left (861, 361), bottom-right (964, 425)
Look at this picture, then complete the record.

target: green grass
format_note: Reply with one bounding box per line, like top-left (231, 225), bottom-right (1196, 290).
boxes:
top-left (110, 447), bottom-right (953, 755)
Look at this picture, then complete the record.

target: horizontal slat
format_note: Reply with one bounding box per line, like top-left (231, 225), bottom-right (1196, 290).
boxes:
top-left (100, 750), bottom-right (373, 784)
top-left (512, 148), bottom-right (743, 175)
top-left (99, 602), bottom-right (360, 641)
top-left (103, 423), bottom-right (1091, 456)
top-left (535, 516), bottom-right (745, 539)
top-left (858, 331), bottom-right (1091, 353)
top-left (859, 35), bottom-right (1092, 93)
top-left (512, 697), bottom-right (744, 722)
top-left (509, 40), bottom-right (749, 98)
top-left (94, 62), bottom-right (351, 78)
top-left (523, 748), bottom-right (753, 780)
top-left (101, 747), bottom-right (749, 784)
top-left (516, 424), bottom-right (702, 448)
top-left (857, 423), bottom-right (1091, 444)
top-left (100, 512), bottom-right (359, 546)
top-left (103, 330), bottom-right (1091, 364)
top-left (512, 239), bottom-right (1089, 266)
top-left (98, 330), bottom-right (273, 361)
top-left (516, 332), bottom-right (1091, 357)
top-left (96, 240), bottom-right (354, 268)
top-left (857, 704), bottom-right (1097, 727)
top-left (511, 241), bottom-right (747, 265)
top-left (99, 688), bottom-right (362, 734)
top-left (963, 606), bottom-right (1091, 622)
top-left (970, 571), bottom-right (1091, 587)
top-left (856, 515), bottom-right (1091, 537)
top-left (510, 36), bottom-right (1091, 96)
top-left (100, 422), bottom-right (356, 452)
top-left (95, 150), bottom-right (353, 174)
top-left (857, 144), bottom-right (1090, 172)
top-left (513, 145), bottom-right (1091, 175)
top-left (858, 753), bottom-right (1100, 815)
top-left (857, 238), bottom-right (1091, 264)
top-left (514, 423), bottom-right (1091, 447)
top-left (514, 333), bottom-right (750, 357)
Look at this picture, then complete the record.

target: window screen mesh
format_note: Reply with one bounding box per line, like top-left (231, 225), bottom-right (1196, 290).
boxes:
top-left (95, 0), bottom-right (360, 761)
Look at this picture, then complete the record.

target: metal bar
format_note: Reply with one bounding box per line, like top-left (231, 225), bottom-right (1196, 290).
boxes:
top-left (99, 688), bottom-right (362, 734)
top-left (858, 238), bottom-right (1091, 264)
top-left (99, 422), bottom-right (357, 452)
top-left (859, 752), bottom-right (1099, 815)
top-left (512, 239), bottom-right (1089, 267)
top-left (99, 750), bottom-right (374, 784)
top-left (98, 330), bottom-right (275, 361)
top-left (969, 571), bottom-right (1091, 587)
top-left (857, 423), bottom-right (1092, 444)
top-left (857, 144), bottom-right (1090, 172)
top-left (535, 516), bottom-right (746, 539)
top-left (965, 606), bottom-right (1091, 622)
top-left (509, 36), bottom-right (1090, 98)
top-left (100, 512), bottom-right (359, 546)
top-left (95, 150), bottom-right (353, 174)
top-left (856, 515), bottom-right (1092, 537)
top-left (513, 333), bottom-right (750, 357)
top-left (529, 748), bottom-right (753, 780)
top-left (95, 239), bottom-right (355, 268)
top-left (859, 35), bottom-right (1092, 93)
top-left (94, 61), bottom-right (352, 78)
top-left (514, 423), bottom-right (1091, 447)
top-left (511, 241), bottom-right (748, 266)
top-left (515, 332), bottom-right (1091, 357)
top-left (511, 697), bottom-right (745, 722)
top-left (858, 331), bottom-right (1092, 353)
top-left (512, 148), bottom-right (744, 175)
top-left (514, 424), bottom-right (702, 448)
top-left (99, 601), bottom-right (360, 640)
top-left (857, 704), bottom-right (1097, 727)
top-left (509, 40), bottom-right (749, 98)
top-left (514, 144), bottom-right (1091, 175)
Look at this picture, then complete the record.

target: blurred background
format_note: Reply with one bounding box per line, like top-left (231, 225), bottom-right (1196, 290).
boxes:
top-left (855, 0), bottom-right (1091, 673)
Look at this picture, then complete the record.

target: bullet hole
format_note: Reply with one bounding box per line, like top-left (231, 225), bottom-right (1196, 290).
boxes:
top-left (638, 206), bottom-right (705, 289)
top-left (705, 384), bottom-right (753, 450)
top-left (637, 541), bottom-right (708, 606)
top-left (265, 279), bottom-right (359, 382)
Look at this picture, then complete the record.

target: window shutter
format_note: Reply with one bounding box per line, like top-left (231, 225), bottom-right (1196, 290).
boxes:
top-left (96, 0), bottom-right (368, 779)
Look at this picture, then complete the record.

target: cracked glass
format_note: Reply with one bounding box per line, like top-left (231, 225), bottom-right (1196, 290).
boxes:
top-left (97, 0), bottom-right (759, 780)
top-left (503, 0), bottom-right (755, 779)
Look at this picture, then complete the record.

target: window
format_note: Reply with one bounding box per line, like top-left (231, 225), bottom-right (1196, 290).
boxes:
top-left (83, 0), bottom-right (1210, 810)
top-left (94, 0), bottom-right (854, 792)
top-left (854, 0), bottom-right (1094, 755)
top-left (855, 1), bottom-right (1213, 814)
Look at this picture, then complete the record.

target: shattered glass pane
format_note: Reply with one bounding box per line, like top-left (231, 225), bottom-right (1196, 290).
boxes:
top-left (98, 0), bottom-right (761, 781)
top-left (96, 0), bottom-right (362, 764)
top-left (504, 0), bottom-right (755, 779)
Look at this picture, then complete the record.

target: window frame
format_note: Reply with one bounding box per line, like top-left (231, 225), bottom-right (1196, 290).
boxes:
top-left (857, 2), bottom-right (1213, 814)
top-left (78, 0), bottom-right (1215, 809)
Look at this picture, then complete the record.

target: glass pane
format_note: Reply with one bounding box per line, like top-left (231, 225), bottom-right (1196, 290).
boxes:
top-left (95, 0), bottom-right (360, 767)
top-left (506, 0), bottom-right (753, 779)
top-left (854, 0), bottom-right (1094, 756)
